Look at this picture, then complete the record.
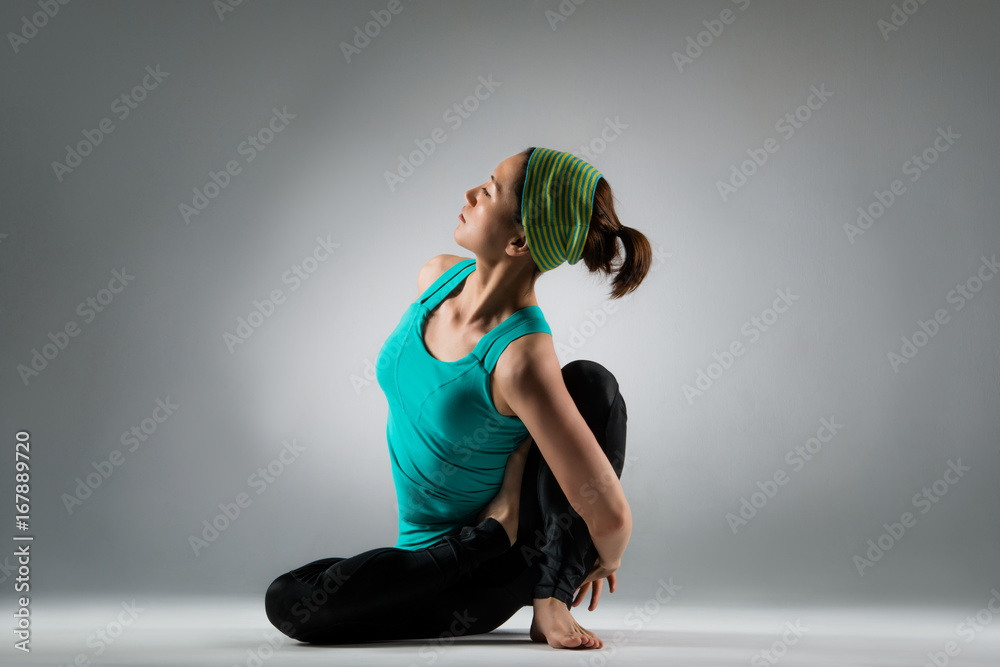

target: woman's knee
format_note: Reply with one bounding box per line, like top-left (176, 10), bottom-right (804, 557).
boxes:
top-left (265, 573), bottom-right (305, 639)
top-left (561, 359), bottom-right (620, 410)
top-left (264, 571), bottom-right (333, 642)
top-left (561, 360), bottom-right (627, 467)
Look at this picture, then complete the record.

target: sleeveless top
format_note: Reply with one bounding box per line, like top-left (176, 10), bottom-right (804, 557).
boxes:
top-left (375, 258), bottom-right (551, 549)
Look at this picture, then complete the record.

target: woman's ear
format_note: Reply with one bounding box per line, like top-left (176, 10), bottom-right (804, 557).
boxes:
top-left (507, 230), bottom-right (532, 259)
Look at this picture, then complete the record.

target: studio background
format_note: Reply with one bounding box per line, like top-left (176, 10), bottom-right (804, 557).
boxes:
top-left (2, 0), bottom-right (998, 615)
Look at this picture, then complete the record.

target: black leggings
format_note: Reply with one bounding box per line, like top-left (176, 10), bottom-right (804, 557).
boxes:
top-left (264, 359), bottom-right (628, 644)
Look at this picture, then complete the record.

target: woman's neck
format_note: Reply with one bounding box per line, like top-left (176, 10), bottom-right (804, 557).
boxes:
top-left (454, 257), bottom-right (538, 329)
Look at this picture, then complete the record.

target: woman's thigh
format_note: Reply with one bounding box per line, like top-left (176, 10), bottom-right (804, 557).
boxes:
top-left (266, 551), bottom-right (528, 644)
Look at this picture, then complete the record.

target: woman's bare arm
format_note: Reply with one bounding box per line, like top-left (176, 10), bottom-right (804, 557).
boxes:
top-left (494, 334), bottom-right (632, 568)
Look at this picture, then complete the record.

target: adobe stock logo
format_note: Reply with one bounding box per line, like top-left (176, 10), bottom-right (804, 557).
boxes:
top-left (887, 254), bottom-right (997, 373)
top-left (672, 0), bottom-right (753, 73)
top-left (544, 0), bottom-right (590, 31)
top-left (750, 620), bottom-right (809, 667)
top-left (62, 397), bottom-right (179, 515)
top-left (877, 0), bottom-right (931, 41)
top-left (844, 126), bottom-right (959, 244)
top-left (214, 0), bottom-right (249, 22)
top-left (852, 458), bottom-right (970, 577)
top-left (17, 267), bottom-right (135, 386)
top-left (339, 0), bottom-right (413, 63)
top-left (384, 75), bottom-right (501, 192)
top-left (726, 417), bottom-right (844, 534)
top-left (682, 287), bottom-right (799, 404)
top-left (188, 438), bottom-right (306, 557)
top-left (555, 245), bottom-right (671, 360)
top-left (573, 575), bottom-right (682, 666)
top-left (51, 65), bottom-right (170, 183)
top-left (179, 106), bottom-right (295, 224)
top-left (7, 0), bottom-right (73, 55)
top-left (716, 84), bottom-right (833, 202)
top-left (221, 235), bottom-right (339, 353)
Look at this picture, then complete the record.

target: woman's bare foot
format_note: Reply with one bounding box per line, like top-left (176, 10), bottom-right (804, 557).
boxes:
top-left (476, 435), bottom-right (532, 546)
top-left (529, 597), bottom-right (604, 649)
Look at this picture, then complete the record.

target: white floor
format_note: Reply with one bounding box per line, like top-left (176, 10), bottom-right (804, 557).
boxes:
top-left (5, 596), bottom-right (1000, 666)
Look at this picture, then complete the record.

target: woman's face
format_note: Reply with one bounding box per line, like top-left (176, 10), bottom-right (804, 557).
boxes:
top-left (455, 153), bottom-right (524, 260)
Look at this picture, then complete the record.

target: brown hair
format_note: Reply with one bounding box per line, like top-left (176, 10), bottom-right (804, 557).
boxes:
top-left (510, 147), bottom-right (652, 299)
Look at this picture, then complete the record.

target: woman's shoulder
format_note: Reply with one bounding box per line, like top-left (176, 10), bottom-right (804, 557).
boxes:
top-left (494, 323), bottom-right (556, 379)
top-left (490, 326), bottom-right (560, 410)
top-left (417, 254), bottom-right (472, 295)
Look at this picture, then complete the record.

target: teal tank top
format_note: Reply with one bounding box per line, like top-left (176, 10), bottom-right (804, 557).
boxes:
top-left (375, 258), bottom-right (551, 550)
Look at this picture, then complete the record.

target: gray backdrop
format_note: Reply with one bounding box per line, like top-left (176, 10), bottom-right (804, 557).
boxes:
top-left (2, 0), bottom-right (998, 610)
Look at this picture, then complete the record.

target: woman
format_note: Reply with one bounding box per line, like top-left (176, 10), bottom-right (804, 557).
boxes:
top-left (265, 147), bottom-right (652, 650)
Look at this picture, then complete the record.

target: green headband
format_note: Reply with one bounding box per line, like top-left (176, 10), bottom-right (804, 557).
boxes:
top-left (520, 147), bottom-right (603, 272)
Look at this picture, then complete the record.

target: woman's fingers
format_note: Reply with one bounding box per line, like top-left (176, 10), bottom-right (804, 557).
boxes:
top-left (608, 571), bottom-right (617, 593)
top-left (588, 578), bottom-right (603, 611)
top-left (572, 581), bottom-right (590, 607)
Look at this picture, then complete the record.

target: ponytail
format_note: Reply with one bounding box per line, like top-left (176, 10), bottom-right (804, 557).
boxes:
top-left (581, 177), bottom-right (652, 299)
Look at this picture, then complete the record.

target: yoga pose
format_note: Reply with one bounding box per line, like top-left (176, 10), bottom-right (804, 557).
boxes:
top-left (265, 146), bottom-right (652, 649)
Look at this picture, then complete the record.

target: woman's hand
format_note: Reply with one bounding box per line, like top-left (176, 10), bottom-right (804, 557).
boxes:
top-left (571, 556), bottom-right (620, 611)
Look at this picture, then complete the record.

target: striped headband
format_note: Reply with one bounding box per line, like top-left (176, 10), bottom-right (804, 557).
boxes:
top-left (520, 147), bottom-right (603, 272)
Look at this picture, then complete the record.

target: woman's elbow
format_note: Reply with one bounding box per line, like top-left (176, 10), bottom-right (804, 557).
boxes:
top-left (588, 500), bottom-right (631, 537)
